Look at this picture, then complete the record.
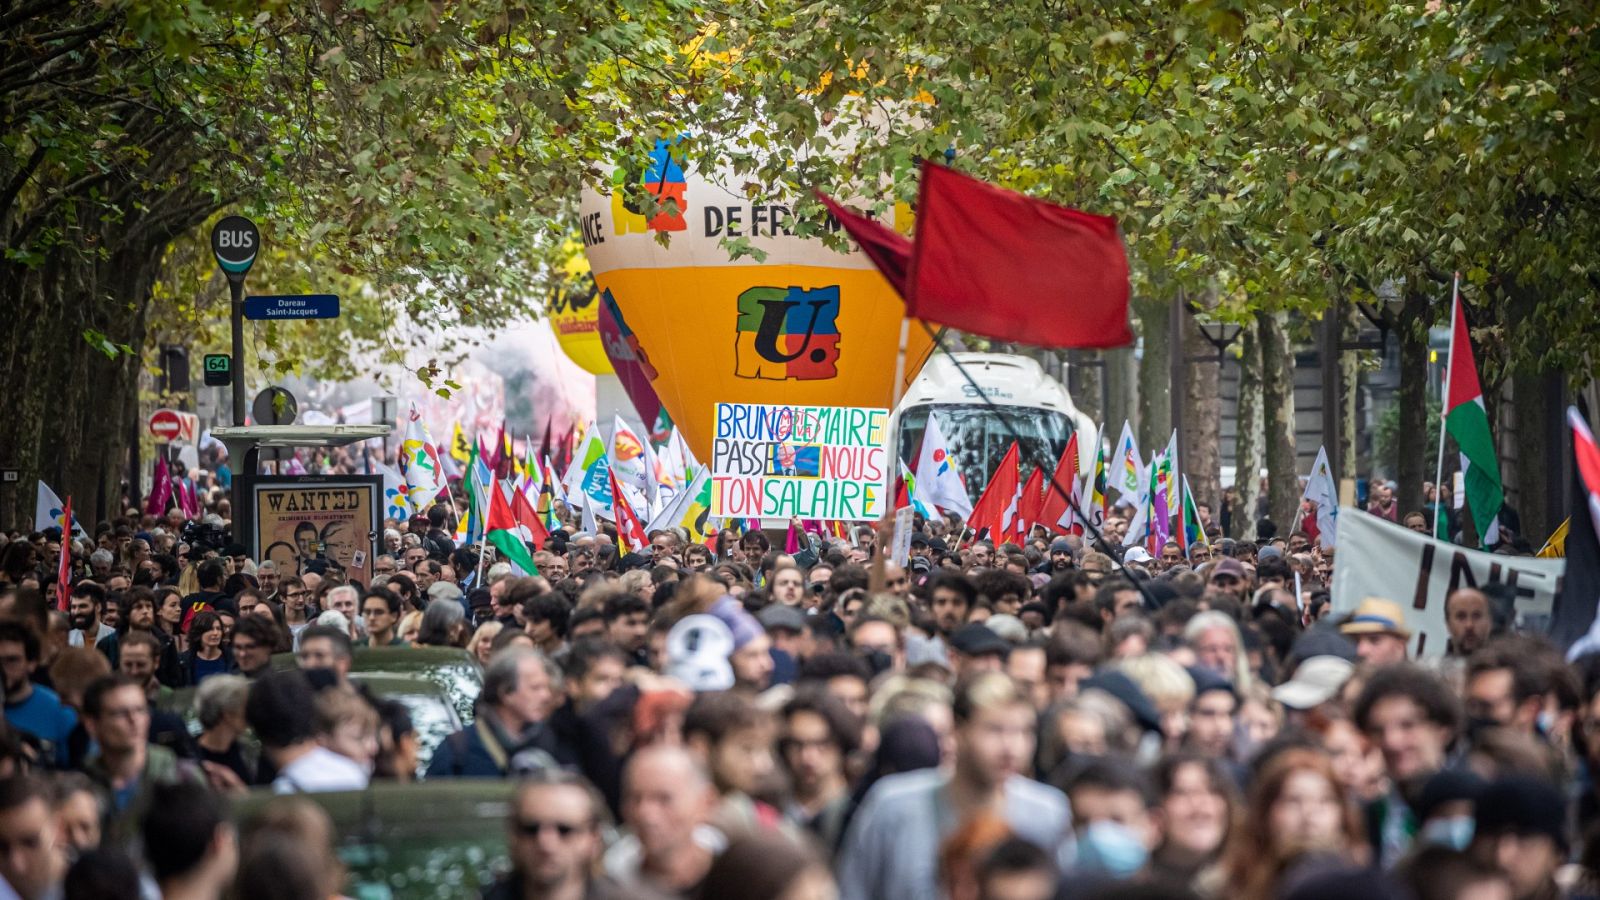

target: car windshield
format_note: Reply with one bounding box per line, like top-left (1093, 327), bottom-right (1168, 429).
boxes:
top-left (898, 403), bottom-right (1075, 497)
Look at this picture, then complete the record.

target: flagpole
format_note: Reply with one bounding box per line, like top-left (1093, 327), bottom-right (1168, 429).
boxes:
top-left (869, 317), bottom-right (914, 594)
top-left (1432, 273), bottom-right (1460, 539)
top-left (473, 464), bottom-right (489, 586)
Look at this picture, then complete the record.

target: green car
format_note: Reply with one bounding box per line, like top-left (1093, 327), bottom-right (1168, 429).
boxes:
top-left (230, 781), bottom-right (515, 899)
top-left (165, 647), bottom-right (483, 774)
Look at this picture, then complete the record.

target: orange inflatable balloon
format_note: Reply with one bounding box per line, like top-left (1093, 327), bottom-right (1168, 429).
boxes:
top-left (579, 141), bottom-right (932, 463)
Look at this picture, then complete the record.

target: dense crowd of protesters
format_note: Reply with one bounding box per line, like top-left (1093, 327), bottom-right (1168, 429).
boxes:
top-left (0, 476), bottom-right (1587, 900)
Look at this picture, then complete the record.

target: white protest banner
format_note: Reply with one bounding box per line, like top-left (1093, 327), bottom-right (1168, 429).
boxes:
top-left (1331, 510), bottom-right (1561, 657)
top-left (890, 506), bottom-right (914, 567)
top-left (710, 402), bottom-right (889, 521)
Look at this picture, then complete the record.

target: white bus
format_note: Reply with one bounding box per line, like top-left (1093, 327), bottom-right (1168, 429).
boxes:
top-left (893, 352), bottom-right (1097, 498)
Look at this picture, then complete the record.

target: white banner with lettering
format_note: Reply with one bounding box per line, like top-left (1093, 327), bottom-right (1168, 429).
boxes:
top-left (1330, 510), bottom-right (1562, 657)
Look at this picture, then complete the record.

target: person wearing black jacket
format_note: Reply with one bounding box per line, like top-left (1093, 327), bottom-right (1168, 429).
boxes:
top-left (179, 610), bottom-right (236, 686)
top-left (97, 588), bottom-right (184, 689)
top-left (546, 640), bottom-right (627, 812)
top-left (180, 560), bottom-right (237, 631)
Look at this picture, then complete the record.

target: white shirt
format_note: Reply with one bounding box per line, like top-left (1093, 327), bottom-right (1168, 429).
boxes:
top-left (272, 746), bottom-right (369, 794)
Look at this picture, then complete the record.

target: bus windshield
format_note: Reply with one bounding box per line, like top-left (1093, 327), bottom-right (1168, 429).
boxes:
top-left (897, 403), bottom-right (1076, 499)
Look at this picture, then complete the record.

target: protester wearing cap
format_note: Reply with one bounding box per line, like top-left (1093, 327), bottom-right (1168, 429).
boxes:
top-left (1207, 558), bottom-right (1250, 601)
top-left (1184, 667), bottom-right (1239, 761)
top-left (909, 533), bottom-right (931, 559)
top-left (1341, 598), bottom-right (1412, 668)
top-left (948, 622), bottom-right (1011, 677)
top-left (1470, 774), bottom-right (1567, 900)
top-left (1123, 546), bottom-right (1154, 567)
top-left (758, 604), bottom-right (809, 686)
top-left (1273, 656), bottom-right (1356, 715)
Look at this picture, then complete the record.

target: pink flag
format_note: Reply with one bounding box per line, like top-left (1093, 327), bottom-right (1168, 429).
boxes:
top-left (145, 458), bottom-right (172, 517)
top-left (178, 479), bottom-right (200, 520)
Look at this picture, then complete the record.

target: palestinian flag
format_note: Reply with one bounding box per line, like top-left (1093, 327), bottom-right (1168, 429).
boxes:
top-left (1443, 282), bottom-right (1504, 546)
top-left (486, 479), bottom-right (538, 574)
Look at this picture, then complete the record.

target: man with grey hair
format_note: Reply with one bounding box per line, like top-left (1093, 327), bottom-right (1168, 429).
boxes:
top-left (255, 559), bottom-right (280, 601)
top-left (324, 584), bottom-right (362, 642)
top-left (426, 647), bottom-right (560, 778)
top-left (89, 548), bottom-right (114, 579)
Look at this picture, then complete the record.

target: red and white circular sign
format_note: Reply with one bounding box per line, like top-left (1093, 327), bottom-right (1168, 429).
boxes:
top-left (148, 409), bottom-right (183, 441)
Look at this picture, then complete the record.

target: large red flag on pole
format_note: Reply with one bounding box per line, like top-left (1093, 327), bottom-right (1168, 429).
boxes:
top-left (967, 443), bottom-right (1020, 544)
top-left (907, 162), bottom-right (1131, 349)
top-left (1037, 433), bottom-right (1081, 536)
top-left (1015, 465), bottom-right (1045, 544)
top-left (819, 163), bottom-right (1132, 350)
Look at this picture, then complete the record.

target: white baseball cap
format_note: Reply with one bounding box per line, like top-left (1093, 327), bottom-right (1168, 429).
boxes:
top-left (1271, 655), bottom-right (1356, 710)
top-left (665, 614), bottom-right (735, 692)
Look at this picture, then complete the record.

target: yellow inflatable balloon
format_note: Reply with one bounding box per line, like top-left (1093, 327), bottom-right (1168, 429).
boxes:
top-left (547, 246), bottom-right (614, 376)
top-left (579, 141), bottom-right (932, 463)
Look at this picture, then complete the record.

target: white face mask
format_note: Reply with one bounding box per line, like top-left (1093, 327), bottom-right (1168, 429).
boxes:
top-left (1075, 820), bottom-right (1149, 878)
top-left (1421, 816), bottom-right (1475, 851)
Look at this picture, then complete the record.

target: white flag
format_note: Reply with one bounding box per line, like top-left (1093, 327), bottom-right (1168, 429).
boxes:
top-left (375, 462), bottom-right (412, 523)
top-left (913, 413), bottom-right (973, 517)
top-left (1114, 421), bottom-right (1143, 499)
top-left (610, 415), bottom-right (651, 496)
top-left (399, 408), bottom-right (447, 505)
top-left (35, 481), bottom-right (86, 539)
top-left (1301, 445), bottom-right (1340, 548)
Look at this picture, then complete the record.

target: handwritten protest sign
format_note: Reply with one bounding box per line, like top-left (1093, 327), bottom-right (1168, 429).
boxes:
top-left (711, 403), bottom-right (889, 521)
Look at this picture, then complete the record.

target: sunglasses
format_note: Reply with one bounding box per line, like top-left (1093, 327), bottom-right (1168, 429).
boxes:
top-left (513, 818), bottom-right (588, 839)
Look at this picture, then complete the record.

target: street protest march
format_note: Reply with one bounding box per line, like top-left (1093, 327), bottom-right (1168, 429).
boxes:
top-left (7, 5), bottom-right (1600, 899)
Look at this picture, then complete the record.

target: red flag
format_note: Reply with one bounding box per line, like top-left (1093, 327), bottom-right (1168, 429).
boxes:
top-left (608, 469), bottom-right (648, 554)
top-left (511, 486), bottom-right (551, 550)
top-left (1037, 433), bottom-right (1080, 536)
top-left (815, 192), bottom-right (911, 297)
top-left (56, 497), bottom-right (71, 611)
top-left (1016, 465), bottom-right (1045, 543)
top-left (967, 442), bottom-right (1020, 543)
top-left (539, 418), bottom-right (555, 464)
top-left (907, 162), bottom-right (1132, 349)
top-left (145, 458), bottom-right (172, 517)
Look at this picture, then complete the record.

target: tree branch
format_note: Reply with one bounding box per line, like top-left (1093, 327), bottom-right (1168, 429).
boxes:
top-left (0, 143), bottom-right (47, 219)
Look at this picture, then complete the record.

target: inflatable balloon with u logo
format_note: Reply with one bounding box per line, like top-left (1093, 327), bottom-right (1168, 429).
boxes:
top-left (578, 138), bottom-right (933, 464)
